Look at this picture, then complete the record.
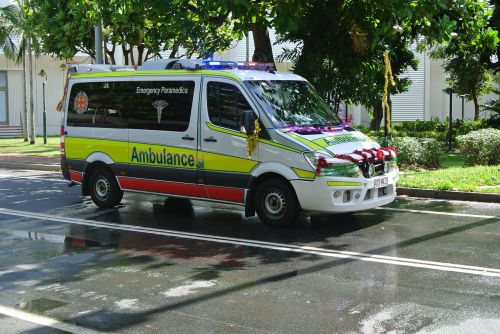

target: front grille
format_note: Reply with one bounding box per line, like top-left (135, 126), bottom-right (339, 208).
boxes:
top-left (359, 161), bottom-right (385, 178)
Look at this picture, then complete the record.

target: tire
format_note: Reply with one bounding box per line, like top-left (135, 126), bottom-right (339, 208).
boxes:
top-left (89, 167), bottom-right (123, 208)
top-left (255, 179), bottom-right (299, 226)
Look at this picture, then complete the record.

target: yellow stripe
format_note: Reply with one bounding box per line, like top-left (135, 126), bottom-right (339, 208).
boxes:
top-left (206, 122), bottom-right (301, 153)
top-left (203, 152), bottom-right (258, 173)
top-left (206, 122), bottom-right (246, 138)
top-left (288, 133), bottom-right (325, 151)
top-left (65, 137), bottom-right (129, 162)
top-left (72, 70), bottom-right (241, 82)
top-left (327, 181), bottom-right (362, 187)
top-left (293, 168), bottom-right (316, 179)
top-left (66, 137), bottom-right (257, 173)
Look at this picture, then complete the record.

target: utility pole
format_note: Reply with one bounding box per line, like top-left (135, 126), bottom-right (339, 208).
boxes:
top-left (95, 23), bottom-right (104, 64)
top-left (443, 88), bottom-right (454, 151)
top-left (38, 69), bottom-right (47, 144)
top-left (28, 36), bottom-right (35, 144)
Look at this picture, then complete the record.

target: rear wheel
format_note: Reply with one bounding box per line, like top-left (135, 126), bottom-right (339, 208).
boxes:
top-left (255, 179), bottom-right (299, 226)
top-left (89, 168), bottom-right (123, 208)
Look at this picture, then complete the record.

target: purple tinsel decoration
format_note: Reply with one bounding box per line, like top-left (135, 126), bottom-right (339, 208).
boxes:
top-left (283, 122), bottom-right (351, 135)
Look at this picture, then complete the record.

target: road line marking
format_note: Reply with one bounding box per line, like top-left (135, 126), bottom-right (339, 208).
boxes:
top-left (0, 304), bottom-right (105, 334)
top-left (377, 207), bottom-right (498, 219)
top-left (1, 207), bottom-right (500, 278)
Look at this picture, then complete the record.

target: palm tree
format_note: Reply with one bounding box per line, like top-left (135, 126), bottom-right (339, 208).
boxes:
top-left (0, 3), bottom-right (35, 144)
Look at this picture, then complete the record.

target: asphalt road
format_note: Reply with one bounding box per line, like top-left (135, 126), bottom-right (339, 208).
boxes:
top-left (0, 168), bottom-right (499, 334)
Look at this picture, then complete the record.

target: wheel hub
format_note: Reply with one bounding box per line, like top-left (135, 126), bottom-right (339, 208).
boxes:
top-left (95, 176), bottom-right (110, 200)
top-left (264, 191), bottom-right (286, 217)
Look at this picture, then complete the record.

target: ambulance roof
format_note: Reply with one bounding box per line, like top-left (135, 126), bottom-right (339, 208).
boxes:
top-left (68, 61), bottom-right (307, 83)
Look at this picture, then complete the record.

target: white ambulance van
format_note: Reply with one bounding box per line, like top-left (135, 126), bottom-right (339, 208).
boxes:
top-left (61, 59), bottom-right (398, 226)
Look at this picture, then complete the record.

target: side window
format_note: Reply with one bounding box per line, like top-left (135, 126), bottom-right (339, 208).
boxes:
top-left (67, 82), bottom-right (129, 128)
top-left (67, 80), bottom-right (195, 132)
top-left (129, 81), bottom-right (195, 131)
top-left (207, 82), bottom-right (253, 131)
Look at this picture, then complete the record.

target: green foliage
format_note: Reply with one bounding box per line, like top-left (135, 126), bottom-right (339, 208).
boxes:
top-left (26, 0), bottom-right (242, 64)
top-left (429, 1), bottom-right (499, 120)
top-left (457, 128), bottom-right (500, 166)
top-left (389, 137), bottom-right (443, 168)
top-left (357, 119), bottom-right (491, 146)
top-left (273, 0), bottom-right (498, 128)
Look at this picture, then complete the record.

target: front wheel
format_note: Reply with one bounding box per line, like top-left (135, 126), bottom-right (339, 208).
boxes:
top-left (89, 168), bottom-right (123, 208)
top-left (255, 179), bottom-right (299, 226)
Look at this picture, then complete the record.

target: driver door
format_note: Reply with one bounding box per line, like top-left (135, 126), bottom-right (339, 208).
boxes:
top-left (199, 78), bottom-right (260, 203)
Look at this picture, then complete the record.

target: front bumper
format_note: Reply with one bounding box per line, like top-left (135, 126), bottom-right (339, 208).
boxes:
top-left (291, 170), bottom-right (398, 213)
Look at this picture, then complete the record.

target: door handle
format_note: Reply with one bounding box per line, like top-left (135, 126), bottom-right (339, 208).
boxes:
top-left (182, 135), bottom-right (195, 141)
top-left (203, 136), bottom-right (217, 143)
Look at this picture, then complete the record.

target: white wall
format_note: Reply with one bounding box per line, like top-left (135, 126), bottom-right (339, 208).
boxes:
top-left (0, 54), bottom-right (90, 135)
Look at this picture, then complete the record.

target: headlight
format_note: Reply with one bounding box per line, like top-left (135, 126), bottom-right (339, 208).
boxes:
top-left (303, 151), bottom-right (333, 170)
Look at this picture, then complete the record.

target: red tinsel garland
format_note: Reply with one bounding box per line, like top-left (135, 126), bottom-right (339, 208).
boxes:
top-left (316, 156), bottom-right (331, 175)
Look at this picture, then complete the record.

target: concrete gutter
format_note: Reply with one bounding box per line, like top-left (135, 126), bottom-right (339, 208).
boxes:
top-left (0, 161), bottom-right (60, 172)
top-left (397, 187), bottom-right (500, 204)
top-left (0, 155), bottom-right (60, 172)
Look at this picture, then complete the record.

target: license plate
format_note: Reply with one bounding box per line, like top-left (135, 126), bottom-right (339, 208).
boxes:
top-left (374, 177), bottom-right (388, 188)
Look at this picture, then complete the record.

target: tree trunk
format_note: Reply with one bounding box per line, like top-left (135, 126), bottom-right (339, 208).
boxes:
top-left (169, 41), bottom-right (179, 59)
top-left (251, 23), bottom-right (275, 66)
top-left (130, 46), bottom-right (136, 66)
top-left (122, 45), bottom-right (129, 65)
top-left (28, 37), bottom-right (35, 144)
top-left (370, 103), bottom-right (384, 130)
top-left (137, 44), bottom-right (144, 65)
top-left (22, 54), bottom-right (28, 142)
top-left (104, 44), bottom-right (116, 65)
top-left (472, 93), bottom-right (480, 121)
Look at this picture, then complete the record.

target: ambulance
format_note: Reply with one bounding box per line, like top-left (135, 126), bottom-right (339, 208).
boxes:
top-left (61, 59), bottom-right (398, 226)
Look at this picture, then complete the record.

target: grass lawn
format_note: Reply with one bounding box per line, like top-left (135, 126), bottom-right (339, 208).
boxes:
top-left (399, 152), bottom-right (500, 194)
top-left (0, 137), bottom-right (60, 157)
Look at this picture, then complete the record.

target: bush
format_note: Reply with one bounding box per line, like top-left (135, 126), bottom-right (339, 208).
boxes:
top-left (390, 137), bottom-right (443, 168)
top-left (355, 119), bottom-right (490, 146)
top-left (457, 128), bottom-right (500, 166)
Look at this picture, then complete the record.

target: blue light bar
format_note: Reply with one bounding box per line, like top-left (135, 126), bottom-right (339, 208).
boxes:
top-left (201, 60), bottom-right (238, 70)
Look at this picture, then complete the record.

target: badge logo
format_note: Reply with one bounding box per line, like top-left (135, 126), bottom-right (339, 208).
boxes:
top-left (74, 91), bottom-right (88, 114)
top-left (152, 100), bottom-right (168, 124)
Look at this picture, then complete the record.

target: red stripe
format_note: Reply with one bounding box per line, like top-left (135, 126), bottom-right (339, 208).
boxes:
top-left (118, 177), bottom-right (200, 197)
top-left (206, 186), bottom-right (244, 203)
top-left (69, 170), bottom-right (83, 182)
top-left (118, 177), bottom-right (245, 204)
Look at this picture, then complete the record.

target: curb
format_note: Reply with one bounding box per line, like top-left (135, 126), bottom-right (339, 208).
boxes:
top-left (397, 187), bottom-right (500, 204)
top-left (0, 161), bottom-right (60, 172)
top-left (1, 161), bottom-right (498, 204)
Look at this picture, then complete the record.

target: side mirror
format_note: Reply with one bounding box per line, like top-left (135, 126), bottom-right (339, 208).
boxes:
top-left (240, 110), bottom-right (257, 134)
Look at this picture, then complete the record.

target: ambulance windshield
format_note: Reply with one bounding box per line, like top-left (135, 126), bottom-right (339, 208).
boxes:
top-left (245, 80), bottom-right (342, 128)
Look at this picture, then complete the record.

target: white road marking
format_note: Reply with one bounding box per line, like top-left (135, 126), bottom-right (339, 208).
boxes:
top-left (162, 280), bottom-right (217, 297)
top-left (0, 304), bottom-right (105, 334)
top-left (114, 299), bottom-right (138, 309)
top-left (377, 207), bottom-right (498, 219)
top-left (1, 207), bottom-right (500, 278)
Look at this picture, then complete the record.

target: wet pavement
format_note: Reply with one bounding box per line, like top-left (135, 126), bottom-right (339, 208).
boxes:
top-left (0, 168), bottom-right (499, 333)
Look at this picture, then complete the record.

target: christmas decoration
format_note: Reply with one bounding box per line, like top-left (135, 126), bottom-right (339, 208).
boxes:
top-left (383, 50), bottom-right (396, 134)
top-left (246, 119), bottom-right (261, 158)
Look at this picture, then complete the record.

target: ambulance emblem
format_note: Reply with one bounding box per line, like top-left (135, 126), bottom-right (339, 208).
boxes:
top-left (153, 100), bottom-right (168, 124)
top-left (74, 91), bottom-right (88, 114)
